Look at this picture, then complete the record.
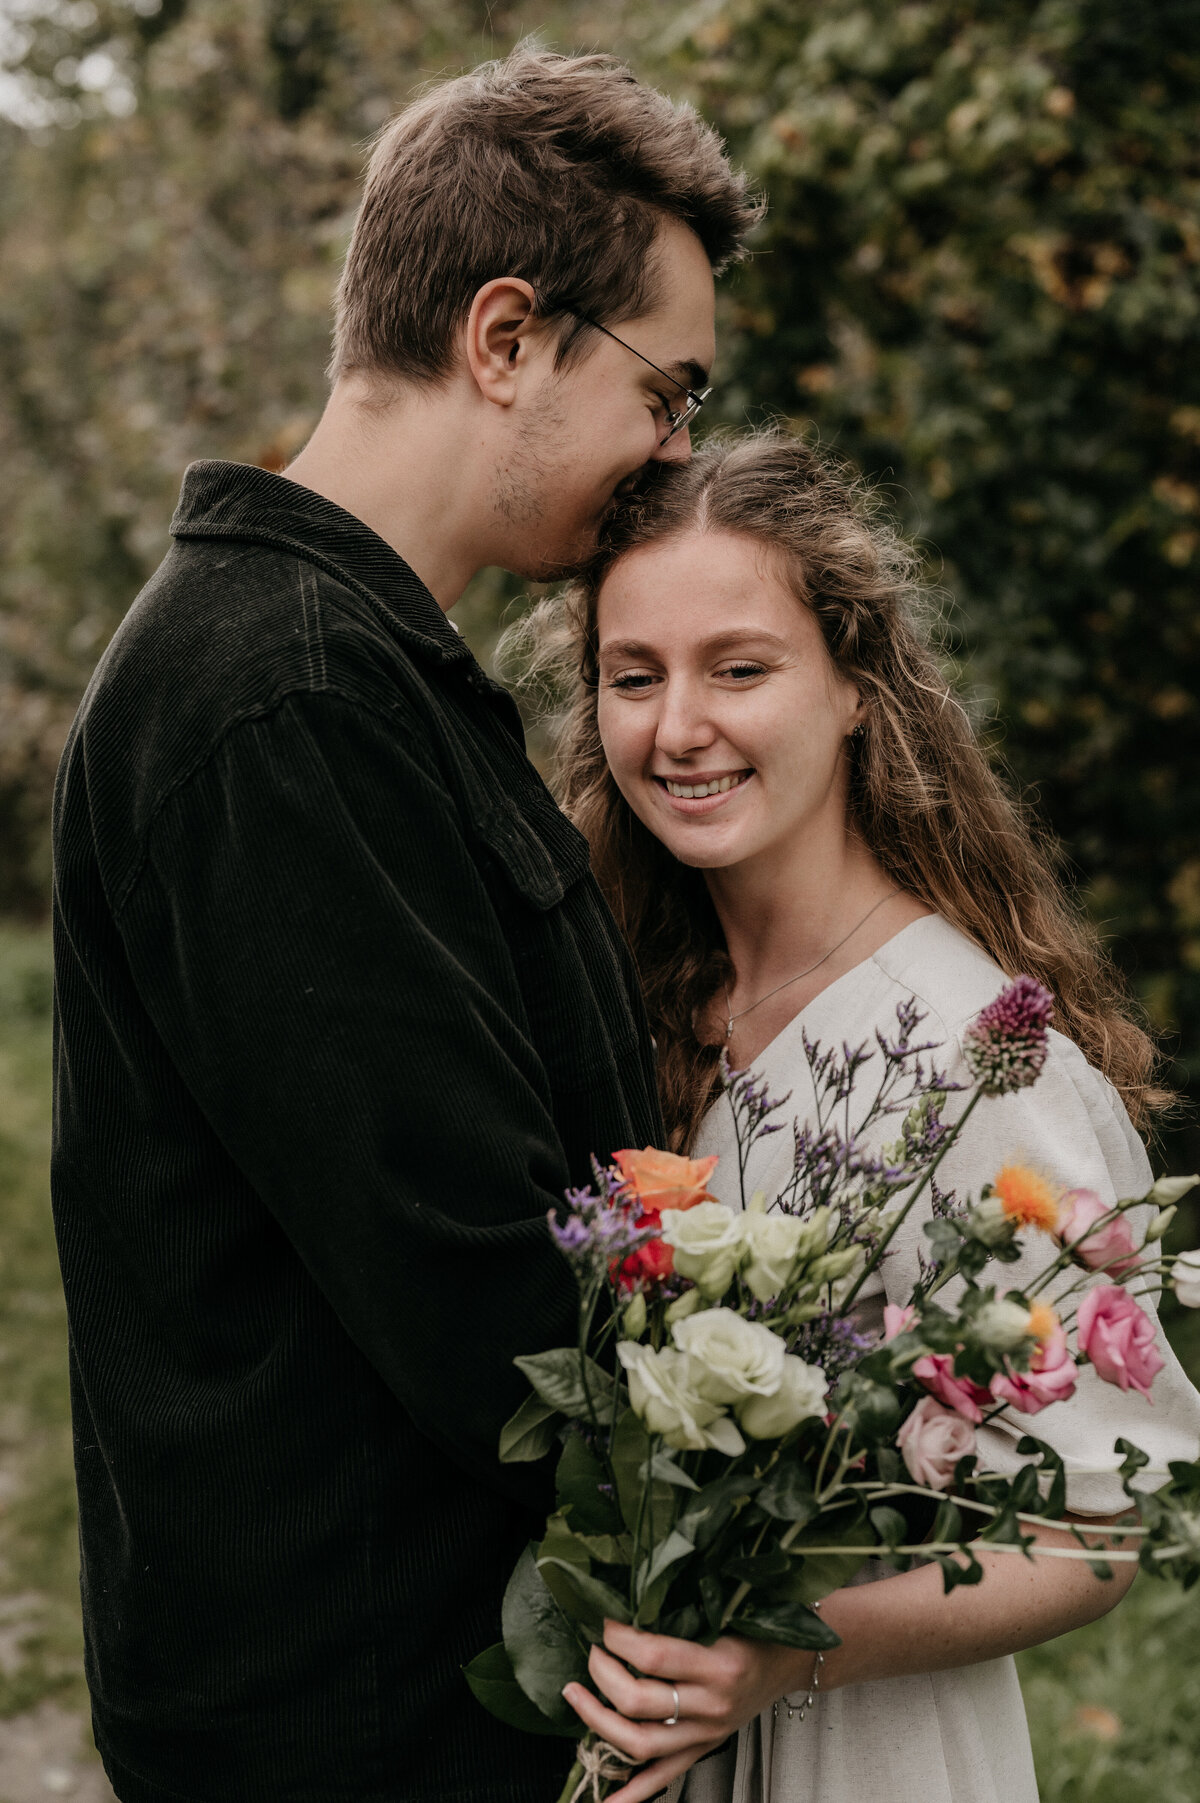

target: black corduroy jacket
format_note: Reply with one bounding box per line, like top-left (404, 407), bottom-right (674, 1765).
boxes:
top-left (50, 462), bottom-right (663, 1803)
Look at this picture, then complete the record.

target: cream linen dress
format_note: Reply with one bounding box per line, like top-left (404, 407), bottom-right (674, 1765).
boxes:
top-left (667, 914), bottom-right (1200, 1803)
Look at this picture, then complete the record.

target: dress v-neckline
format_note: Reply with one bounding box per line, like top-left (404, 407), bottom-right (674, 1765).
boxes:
top-left (732, 915), bottom-right (939, 1073)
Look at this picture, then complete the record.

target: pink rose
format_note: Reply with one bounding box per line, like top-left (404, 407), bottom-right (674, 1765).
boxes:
top-left (912, 1352), bottom-right (993, 1424)
top-left (897, 1395), bottom-right (977, 1491)
top-left (1057, 1188), bottom-right (1140, 1277)
top-left (989, 1323), bottom-right (1078, 1415)
top-left (1076, 1285), bottom-right (1164, 1400)
top-left (883, 1304), bottom-right (916, 1341)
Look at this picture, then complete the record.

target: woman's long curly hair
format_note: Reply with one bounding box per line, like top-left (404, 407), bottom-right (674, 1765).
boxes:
top-left (502, 430), bottom-right (1165, 1150)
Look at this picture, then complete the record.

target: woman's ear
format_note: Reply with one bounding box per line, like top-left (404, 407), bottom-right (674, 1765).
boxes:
top-left (463, 278), bottom-right (542, 407)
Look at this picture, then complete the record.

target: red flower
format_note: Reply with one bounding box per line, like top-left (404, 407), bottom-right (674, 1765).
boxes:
top-left (612, 1209), bottom-right (674, 1291)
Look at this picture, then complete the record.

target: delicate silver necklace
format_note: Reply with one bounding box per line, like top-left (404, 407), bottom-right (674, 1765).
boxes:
top-left (723, 891), bottom-right (897, 1040)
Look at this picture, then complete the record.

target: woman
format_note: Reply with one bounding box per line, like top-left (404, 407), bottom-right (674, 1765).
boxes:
top-left (507, 432), bottom-right (1200, 1803)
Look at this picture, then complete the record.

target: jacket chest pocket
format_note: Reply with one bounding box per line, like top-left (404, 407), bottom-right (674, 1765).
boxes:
top-left (471, 796), bottom-right (640, 1095)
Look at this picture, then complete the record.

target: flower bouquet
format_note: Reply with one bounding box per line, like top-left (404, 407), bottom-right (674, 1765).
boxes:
top-left (465, 979), bottom-right (1200, 1803)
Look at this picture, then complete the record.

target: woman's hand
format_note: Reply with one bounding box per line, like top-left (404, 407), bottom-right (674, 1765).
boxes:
top-left (562, 1618), bottom-right (813, 1803)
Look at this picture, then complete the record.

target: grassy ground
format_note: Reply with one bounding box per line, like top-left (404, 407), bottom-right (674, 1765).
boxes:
top-left (0, 920), bottom-right (1198, 1797)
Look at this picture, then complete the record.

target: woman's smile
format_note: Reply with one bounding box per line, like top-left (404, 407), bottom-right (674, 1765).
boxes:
top-left (653, 768), bottom-right (755, 810)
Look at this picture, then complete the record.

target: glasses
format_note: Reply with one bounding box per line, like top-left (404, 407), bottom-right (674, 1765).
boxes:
top-left (568, 309), bottom-right (711, 445)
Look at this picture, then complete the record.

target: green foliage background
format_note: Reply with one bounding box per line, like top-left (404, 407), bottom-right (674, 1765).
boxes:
top-left (0, 3), bottom-right (1198, 1787)
top-left (2, 0), bottom-right (1198, 1129)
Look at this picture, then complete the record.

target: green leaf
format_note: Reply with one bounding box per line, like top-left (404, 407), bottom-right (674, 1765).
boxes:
top-left (556, 1433), bottom-right (623, 1535)
top-left (931, 1499), bottom-right (963, 1546)
top-left (757, 1458), bottom-right (818, 1524)
top-left (636, 1528), bottom-right (695, 1606)
top-left (463, 1642), bottom-right (579, 1739)
top-left (677, 1473), bottom-right (760, 1552)
top-left (612, 1407), bottom-right (676, 1542)
top-left (650, 1452), bottom-right (701, 1490)
top-left (868, 1506), bottom-right (907, 1550)
top-left (729, 1600), bottom-right (843, 1651)
top-left (501, 1544), bottom-right (589, 1728)
top-left (576, 1532), bottom-right (633, 1565)
top-left (499, 1390), bottom-right (560, 1463)
top-left (514, 1348), bottom-right (616, 1419)
top-left (723, 1547), bottom-right (792, 1585)
top-left (537, 1555), bottom-right (633, 1628)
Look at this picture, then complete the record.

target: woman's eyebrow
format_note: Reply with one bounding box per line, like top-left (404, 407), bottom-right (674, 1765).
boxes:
top-left (599, 629), bottom-right (789, 661)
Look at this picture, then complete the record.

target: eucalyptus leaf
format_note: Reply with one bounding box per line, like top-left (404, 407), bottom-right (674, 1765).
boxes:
top-left (501, 1544), bottom-right (588, 1728)
top-left (462, 1641), bottom-right (579, 1739)
top-left (499, 1390), bottom-right (560, 1463)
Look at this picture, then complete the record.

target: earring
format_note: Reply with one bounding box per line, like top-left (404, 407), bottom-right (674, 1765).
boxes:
top-left (850, 722), bottom-right (865, 740)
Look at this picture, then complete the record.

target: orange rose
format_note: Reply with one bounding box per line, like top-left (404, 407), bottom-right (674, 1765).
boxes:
top-left (613, 1147), bottom-right (719, 1213)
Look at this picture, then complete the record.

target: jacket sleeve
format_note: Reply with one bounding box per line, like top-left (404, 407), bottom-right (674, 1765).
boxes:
top-left (113, 688), bottom-right (581, 1500)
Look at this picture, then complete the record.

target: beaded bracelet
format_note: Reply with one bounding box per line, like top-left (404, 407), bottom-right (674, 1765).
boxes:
top-left (772, 1599), bottom-right (824, 1724)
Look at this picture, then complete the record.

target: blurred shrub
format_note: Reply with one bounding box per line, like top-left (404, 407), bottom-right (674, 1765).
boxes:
top-left (661, 0), bottom-right (1200, 1113)
top-left (1, 0), bottom-right (1198, 1134)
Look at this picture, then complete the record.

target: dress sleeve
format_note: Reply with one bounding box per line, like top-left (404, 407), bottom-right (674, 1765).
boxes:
top-left (882, 1027), bottom-right (1200, 1514)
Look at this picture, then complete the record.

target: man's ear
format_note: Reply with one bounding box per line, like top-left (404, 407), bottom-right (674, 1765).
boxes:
top-left (464, 278), bottom-right (545, 407)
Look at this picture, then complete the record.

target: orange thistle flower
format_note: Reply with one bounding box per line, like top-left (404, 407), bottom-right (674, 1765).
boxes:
top-left (992, 1164), bottom-right (1060, 1233)
top-left (1027, 1302), bottom-right (1060, 1345)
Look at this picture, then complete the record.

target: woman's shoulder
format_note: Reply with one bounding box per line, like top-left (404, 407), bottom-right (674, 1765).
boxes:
top-left (868, 916), bottom-right (1148, 1188)
top-left (868, 914), bottom-right (1010, 1036)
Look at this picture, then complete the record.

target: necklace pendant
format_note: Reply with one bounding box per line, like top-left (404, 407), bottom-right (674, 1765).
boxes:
top-left (725, 1016), bottom-right (734, 1040)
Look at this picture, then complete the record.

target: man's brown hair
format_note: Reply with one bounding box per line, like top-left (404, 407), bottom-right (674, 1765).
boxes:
top-left (331, 44), bottom-right (759, 385)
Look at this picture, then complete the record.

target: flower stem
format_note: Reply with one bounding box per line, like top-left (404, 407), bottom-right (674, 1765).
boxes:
top-left (843, 1091), bottom-right (984, 1308)
top-left (555, 1751), bottom-right (587, 1803)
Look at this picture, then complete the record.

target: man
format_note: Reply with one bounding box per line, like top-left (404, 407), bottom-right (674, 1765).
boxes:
top-left (50, 44), bottom-right (755, 1803)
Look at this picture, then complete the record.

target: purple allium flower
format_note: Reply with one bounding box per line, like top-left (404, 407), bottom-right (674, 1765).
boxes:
top-left (962, 976), bottom-right (1054, 1095)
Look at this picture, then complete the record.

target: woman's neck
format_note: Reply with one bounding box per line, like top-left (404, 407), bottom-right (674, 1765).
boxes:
top-left (702, 827), bottom-right (930, 1065)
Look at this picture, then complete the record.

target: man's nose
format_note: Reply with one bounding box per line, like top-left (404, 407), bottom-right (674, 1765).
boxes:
top-left (651, 423), bottom-right (692, 466)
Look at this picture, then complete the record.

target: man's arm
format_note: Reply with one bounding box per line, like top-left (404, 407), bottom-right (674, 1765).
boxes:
top-left (114, 687), bottom-right (580, 1494)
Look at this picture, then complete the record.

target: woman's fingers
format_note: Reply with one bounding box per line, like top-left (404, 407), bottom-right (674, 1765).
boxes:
top-left (562, 1676), bottom-right (718, 1768)
top-left (604, 1748), bottom-right (701, 1803)
top-left (587, 1641), bottom-right (693, 1723)
top-left (601, 1617), bottom-right (725, 1685)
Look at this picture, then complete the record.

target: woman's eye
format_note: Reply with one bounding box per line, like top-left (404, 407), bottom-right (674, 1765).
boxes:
top-left (607, 671), bottom-right (657, 692)
top-left (720, 662), bottom-right (767, 681)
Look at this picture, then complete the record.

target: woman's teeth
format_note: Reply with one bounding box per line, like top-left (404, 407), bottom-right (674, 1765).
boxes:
top-left (663, 773), bottom-right (749, 799)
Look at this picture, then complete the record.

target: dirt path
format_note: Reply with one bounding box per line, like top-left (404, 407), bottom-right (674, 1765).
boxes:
top-left (0, 1701), bottom-right (114, 1802)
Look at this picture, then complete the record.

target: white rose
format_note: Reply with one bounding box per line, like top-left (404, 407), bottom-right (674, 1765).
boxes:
top-left (661, 1201), bottom-right (746, 1300)
top-left (672, 1307), bottom-right (787, 1404)
top-left (741, 1211), bottom-right (806, 1302)
top-left (616, 1342), bottom-right (746, 1455)
top-left (973, 1298), bottom-right (1033, 1351)
top-left (738, 1356), bottom-right (829, 1440)
top-left (1172, 1249), bottom-right (1200, 1309)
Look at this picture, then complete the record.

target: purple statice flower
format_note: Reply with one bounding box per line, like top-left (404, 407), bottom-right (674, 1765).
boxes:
top-left (789, 1311), bottom-right (875, 1383)
top-left (962, 976), bottom-right (1054, 1095)
top-left (719, 1052), bottom-right (791, 1145)
top-left (548, 1174), bottom-right (654, 1290)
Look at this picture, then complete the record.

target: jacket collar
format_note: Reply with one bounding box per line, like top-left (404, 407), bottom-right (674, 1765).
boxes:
top-left (170, 460), bottom-right (473, 669)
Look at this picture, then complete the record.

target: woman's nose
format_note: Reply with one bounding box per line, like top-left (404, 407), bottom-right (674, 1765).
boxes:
top-left (654, 681), bottom-right (716, 758)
